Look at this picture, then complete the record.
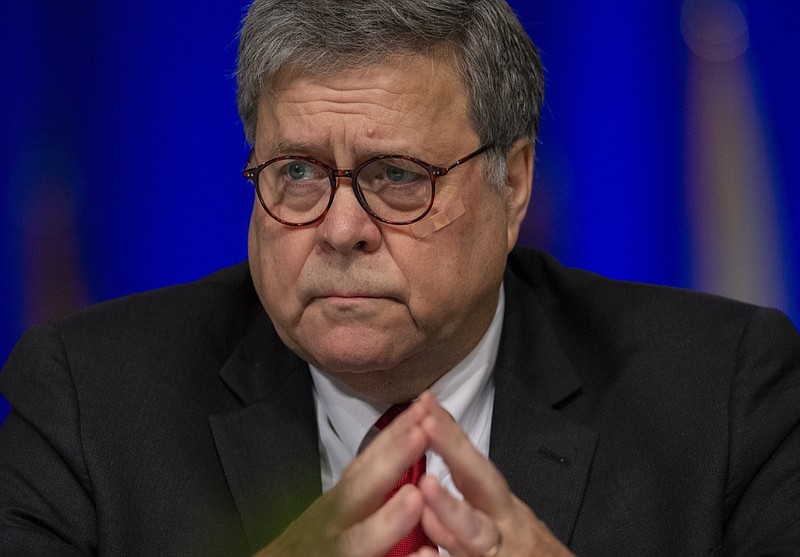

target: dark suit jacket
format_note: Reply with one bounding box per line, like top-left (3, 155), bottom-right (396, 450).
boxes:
top-left (1, 248), bottom-right (799, 556)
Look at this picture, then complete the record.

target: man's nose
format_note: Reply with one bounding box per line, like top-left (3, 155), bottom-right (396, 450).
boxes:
top-left (314, 179), bottom-right (382, 253)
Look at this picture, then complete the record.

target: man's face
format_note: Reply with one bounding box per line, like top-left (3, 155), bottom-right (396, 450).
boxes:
top-left (248, 55), bottom-right (528, 398)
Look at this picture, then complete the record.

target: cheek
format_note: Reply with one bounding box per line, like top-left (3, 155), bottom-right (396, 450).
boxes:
top-left (248, 210), bottom-right (313, 318)
top-left (448, 191), bottom-right (507, 264)
top-left (392, 208), bottom-right (504, 323)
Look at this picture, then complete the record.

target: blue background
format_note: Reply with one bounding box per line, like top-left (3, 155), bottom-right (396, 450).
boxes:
top-left (2, 1), bottom-right (798, 422)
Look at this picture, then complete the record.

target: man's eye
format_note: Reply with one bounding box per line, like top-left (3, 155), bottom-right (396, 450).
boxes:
top-left (375, 162), bottom-right (426, 185)
top-left (286, 161), bottom-right (315, 180)
top-left (385, 166), bottom-right (412, 182)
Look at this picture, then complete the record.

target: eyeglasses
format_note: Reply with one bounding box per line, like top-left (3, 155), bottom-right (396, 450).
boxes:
top-left (242, 145), bottom-right (492, 226)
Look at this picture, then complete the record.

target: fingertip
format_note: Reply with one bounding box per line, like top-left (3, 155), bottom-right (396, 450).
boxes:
top-left (418, 474), bottom-right (442, 497)
top-left (404, 397), bottom-right (433, 428)
top-left (411, 393), bottom-right (432, 417)
top-left (393, 483), bottom-right (425, 515)
top-left (342, 485), bottom-right (426, 556)
top-left (419, 408), bottom-right (451, 444)
top-left (417, 391), bottom-right (436, 405)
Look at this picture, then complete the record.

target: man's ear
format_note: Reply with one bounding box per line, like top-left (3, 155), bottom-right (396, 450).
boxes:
top-left (503, 138), bottom-right (534, 253)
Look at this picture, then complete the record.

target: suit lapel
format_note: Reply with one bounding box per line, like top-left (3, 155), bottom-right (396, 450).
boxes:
top-left (490, 269), bottom-right (598, 544)
top-left (210, 308), bottom-right (321, 553)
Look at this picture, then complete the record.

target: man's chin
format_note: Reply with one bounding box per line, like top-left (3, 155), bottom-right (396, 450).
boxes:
top-left (307, 349), bottom-right (401, 375)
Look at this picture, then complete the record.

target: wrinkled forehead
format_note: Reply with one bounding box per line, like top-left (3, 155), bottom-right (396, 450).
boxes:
top-left (260, 53), bottom-right (469, 126)
top-left (253, 53), bottom-right (476, 159)
top-left (260, 44), bottom-right (462, 100)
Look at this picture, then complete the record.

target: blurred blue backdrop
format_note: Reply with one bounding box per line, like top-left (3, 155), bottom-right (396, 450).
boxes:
top-left (2, 1), bottom-right (798, 422)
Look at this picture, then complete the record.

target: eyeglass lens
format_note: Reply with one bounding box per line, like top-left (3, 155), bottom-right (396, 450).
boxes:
top-left (257, 157), bottom-right (433, 224)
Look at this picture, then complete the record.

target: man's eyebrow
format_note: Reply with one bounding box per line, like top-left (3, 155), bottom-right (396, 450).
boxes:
top-left (265, 140), bottom-right (330, 159)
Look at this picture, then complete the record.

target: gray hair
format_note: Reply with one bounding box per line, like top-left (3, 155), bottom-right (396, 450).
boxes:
top-left (236, 0), bottom-right (544, 188)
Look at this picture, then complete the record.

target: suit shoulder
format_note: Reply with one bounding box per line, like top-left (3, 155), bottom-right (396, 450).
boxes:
top-left (6, 262), bottom-right (259, 382)
top-left (505, 247), bottom-right (799, 360)
top-left (61, 261), bottom-right (254, 330)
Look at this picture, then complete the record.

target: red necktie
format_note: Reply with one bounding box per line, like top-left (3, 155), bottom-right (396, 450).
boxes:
top-left (374, 403), bottom-right (436, 556)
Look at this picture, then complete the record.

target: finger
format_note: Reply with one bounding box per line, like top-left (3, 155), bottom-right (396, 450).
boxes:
top-left (417, 393), bottom-right (577, 557)
top-left (268, 484), bottom-right (426, 557)
top-left (419, 498), bottom-right (463, 554)
top-left (333, 400), bottom-right (429, 524)
top-left (340, 484), bottom-right (425, 557)
top-left (418, 475), bottom-right (499, 556)
top-left (417, 392), bottom-right (512, 517)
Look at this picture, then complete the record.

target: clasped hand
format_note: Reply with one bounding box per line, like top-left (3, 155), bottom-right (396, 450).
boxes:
top-left (258, 393), bottom-right (575, 557)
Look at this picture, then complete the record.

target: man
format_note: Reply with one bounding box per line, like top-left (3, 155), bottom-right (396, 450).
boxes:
top-left (1, 0), bottom-right (798, 555)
